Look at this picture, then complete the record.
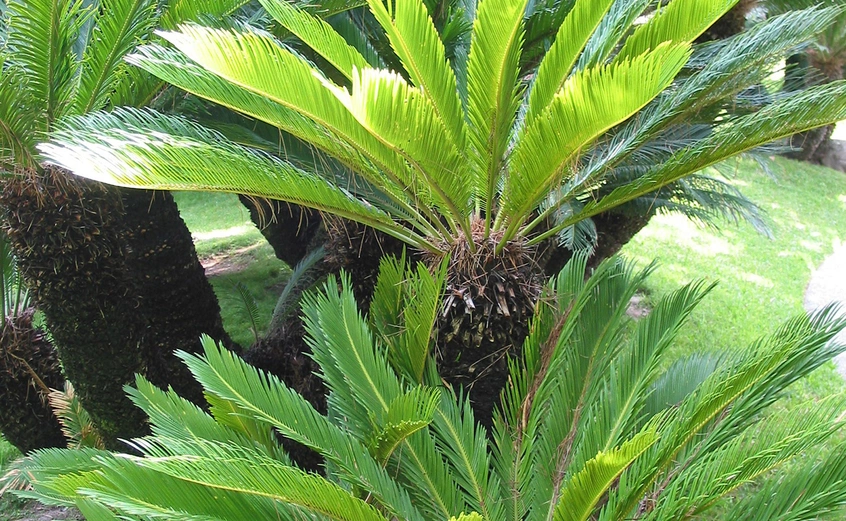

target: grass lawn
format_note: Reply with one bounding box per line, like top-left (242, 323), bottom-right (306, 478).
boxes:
top-left (621, 156), bottom-right (846, 401)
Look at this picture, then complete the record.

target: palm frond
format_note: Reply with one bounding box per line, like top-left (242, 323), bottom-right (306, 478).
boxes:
top-left (543, 80), bottom-right (846, 243)
top-left (576, 0), bottom-right (649, 69)
top-left (366, 0), bottom-right (465, 145)
top-left (0, 65), bottom-right (39, 169)
top-left (617, 0), bottom-right (739, 61)
top-left (526, 0), bottom-right (614, 124)
top-left (502, 43), bottom-right (691, 243)
top-left (39, 108), bottom-right (433, 250)
top-left (464, 0), bottom-right (529, 229)
top-left (73, 0), bottom-right (158, 114)
top-left (159, 0), bottom-right (249, 30)
top-left (5, 0), bottom-right (87, 127)
top-left (258, 0), bottom-right (370, 82)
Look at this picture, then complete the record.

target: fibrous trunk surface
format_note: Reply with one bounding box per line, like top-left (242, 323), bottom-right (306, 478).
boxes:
top-left (2, 169), bottom-right (147, 446)
top-left (0, 309), bottom-right (66, 453)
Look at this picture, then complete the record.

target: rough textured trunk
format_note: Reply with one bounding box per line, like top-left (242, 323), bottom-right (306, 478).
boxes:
top-left (238, 196), bottom-right (322, 267)
top-left (0, 309), bottom-right (66, 454)
top-left (122, 189), bottom-right (234, 405)
top-left (2, 169), bottom-right (148, 446)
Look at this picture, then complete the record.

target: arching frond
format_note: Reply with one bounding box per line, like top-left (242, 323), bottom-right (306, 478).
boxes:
top-left (502, 43), bottom-right (691, 242)
top-left (464, 0), bottom-right (529, 229)
top-left (258, 0), bottom-right (370, 82)
top-left (39, 109), bottom-right (433, 249)
top-left (576, 0), bottom-right (650, 70)
top-left (0, 65), bottom-right (39, 169)
top-left (526, 0), bottom-right (615, 124)
top-left (616, 0), bottom-right (739, 62)
top-left (159, 0), bottom-right (249, 30)
top-left (73, 0), bottom-right (158, 114)
top-left (5, 0), bottom-right (87, 127)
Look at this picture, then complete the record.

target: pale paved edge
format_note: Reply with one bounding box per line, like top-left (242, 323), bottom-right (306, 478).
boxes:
top-left (803, 244), bottom-right (846, 379)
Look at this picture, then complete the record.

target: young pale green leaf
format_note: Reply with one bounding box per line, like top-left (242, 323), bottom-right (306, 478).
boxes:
top-left (526, 0), bottom-right (615, 124)
top-left (616, 0), bottom-right (738, 62)
top-left (365, 0), bottom-right (465, 145)
top-left (74, 0), bottom-right (158, 114)
top-left (502, 43), bottom-right (691, 240)
top-left (369, 387), bottom-right (441, 464)
top-left (258, 0), bottom-right (370, 82)
top-left (553, 430), bottom-right (658, 521)
top-left (465, 0), bottom-right (530, 227)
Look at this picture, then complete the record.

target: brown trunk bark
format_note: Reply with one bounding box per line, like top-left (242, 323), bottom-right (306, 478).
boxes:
top-left (122, 189), bottom-right (234, 405)
top-left (0, 309), bottom-right (66, 453)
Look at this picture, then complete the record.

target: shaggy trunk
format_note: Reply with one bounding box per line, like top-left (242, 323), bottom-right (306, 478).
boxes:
top-left (238, 196), bottom-right (322, 267)
top-left (0, 309), bottom-right (66, 454)
top-left (122, 189), bottom-right (234, 405)
top-left (2, 169), bottom-right (147, 446)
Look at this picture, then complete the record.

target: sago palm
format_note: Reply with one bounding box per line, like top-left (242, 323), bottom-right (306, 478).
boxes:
top-left (0, 0), bottom-right (243, 444)
top-left (40, 0), bottom-right (846, 420)
top-left (12, 256), bottom-right (846, 521)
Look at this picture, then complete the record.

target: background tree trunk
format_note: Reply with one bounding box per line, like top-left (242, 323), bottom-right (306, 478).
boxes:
top-left (2, 170), bottom-right (148, 447)
top-left (122, 189), bottom-right (234, 406)
top-left (0, 309), bottom-right (66, 454)
top-left (238, 196), bottom-right (322, 267)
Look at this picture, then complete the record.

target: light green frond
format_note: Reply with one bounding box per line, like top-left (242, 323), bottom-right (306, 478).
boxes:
top-left (577, 0), bottom-right (650, 70)
top-left (0, 65), bottom-right (39, 169)
top-left (179, 338), bottom-right (425, 521)
top-left (159, 0), bottom-right (248, 30)
top-left (451, 513), bottom-right (484, 521)
top-left (74, 0), bottom-right (158, 114)
top-left (369, 387), bottom-right (440, 464)
top-left (501, 43), bottom-right (690, 242)
top-left (301, 272), bottom-right (404, 429)
top-left (127, 374), bottom-right (287, 462)
top-left (553, 430), bottom-right (658, 521)
top-left (557, 81), bottom-right (846, 238)
top-left (155, 25), bottom-right (440, 230)
top-left (258, 0), bottom-right (370, 82)
top-left (6, 0), bottom-right (88, 126)
top-left (131, 438), bottom-right (389, 521)
top-left (13, 447), bottom-right (115, 506)
top-left (73, 500), bottom-right (123, 521)
top-left (332, 67), bottom-right (471, 216)
top-left (365, 0), bottom-right (465, 146)
top-left (464, 0), bottom-right (529, 229)
top-left (526, 0), bottom-right (615, 125)
top-left (433, 393), bottom-right (505, 521)
top-left (39, 109), bottom-right (432, 250)
top-left (616, 0), bottom-right (738, 62)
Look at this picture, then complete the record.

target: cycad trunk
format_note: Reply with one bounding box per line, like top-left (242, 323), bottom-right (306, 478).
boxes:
top-left (122, 189), bottom-right (233, 406)
top-left (238, 196), bottom-right (321, 267)
top-left (2, 169), bottom-right (148, 446)
top-left (0, 309), bottom-right (66, 453)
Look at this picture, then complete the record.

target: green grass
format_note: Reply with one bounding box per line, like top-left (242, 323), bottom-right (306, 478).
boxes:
top-left (621, 156), bottom-right (846, 400)
top-left (172, 191), bottom-right (290, 348)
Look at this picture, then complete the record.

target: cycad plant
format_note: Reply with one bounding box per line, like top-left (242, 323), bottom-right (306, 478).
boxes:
top-left (41, 0), bottom-right (846, 420)
top-left (14, 256), bottom-right (846, 521)
top-left (0, 233), bottom-right (66, 454)
top-left (0, 0), bottom-right (242, 444)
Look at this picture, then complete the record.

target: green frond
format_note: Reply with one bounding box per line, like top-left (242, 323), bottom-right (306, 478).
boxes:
top-left (301, 272), bottom-right (404, 430)
top-left (331, 66), bottom-right (472, 217)
top-left (179, 337), bottom-right (425, 521)
top-left (39, 108), bottom-right (433, 250)
top-left (369, 386), bottom-right (440, 464)
top-left (159, 0), bottom-right (249, 30)
top-left (557, 80), bottom-right (846, 237)
top-left (131, 438), bottom-right (389, 521)
top-left (616, 0), bottom-right (738, 62)
top-left (365, 0), bottom-right (465, 146)
top-left (6, 0), bottom-right (88, 127)
top-left (127, 374), bottom-right (287, 462)
top-left (576, 0), bottom-right (650, 69)
top-left (73, 499), bottom-right (123, 521)
top-left (451, 513), bottom-right (484, 521)
top-left (13, 447), bottom-right (115, 507)
top-left (526, 0), bottom-right (615, 125)
top-left (464, 0), bottom-right (529, 229)
top-left (371, 255), bottom-right (446, 384)
top-left (433, 392), bottom-right (505, 521)
top-left (501, 43), bottom-right (691, 242)
top-left (0, 65), bottom-right (39, 169)
top-left (258, 0), bottom-right (370, 82)
top-left (73, 0), bottom-right (158, 115)
top-left (154, 24), bottom-right (444, 232)
top-left (553, 429), bottom-right (658, 521)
